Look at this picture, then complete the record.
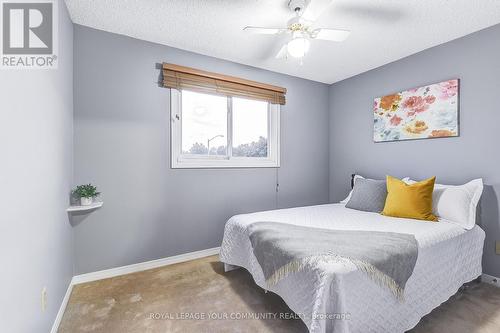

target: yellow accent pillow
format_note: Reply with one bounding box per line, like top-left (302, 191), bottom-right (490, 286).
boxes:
top-left (382, 175), bottom-right (438, 221)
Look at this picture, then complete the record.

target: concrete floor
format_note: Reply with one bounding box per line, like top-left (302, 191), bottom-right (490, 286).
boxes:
top-left (58, 255), bottom-right (500, 333)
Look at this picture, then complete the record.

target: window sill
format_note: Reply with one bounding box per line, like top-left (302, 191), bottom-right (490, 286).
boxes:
top-left (171, 158), bottom-right (280, 169)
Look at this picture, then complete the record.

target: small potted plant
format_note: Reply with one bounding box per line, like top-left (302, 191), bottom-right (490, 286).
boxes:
top-left (73, 184), bottom-right (100, 206)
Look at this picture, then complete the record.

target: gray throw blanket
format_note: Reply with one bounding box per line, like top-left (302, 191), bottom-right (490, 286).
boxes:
top-left (247, 222), bottom-right (418, 300)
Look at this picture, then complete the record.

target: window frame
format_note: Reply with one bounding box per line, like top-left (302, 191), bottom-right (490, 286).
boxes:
top-left (170, 89), bottom-right (280, 169)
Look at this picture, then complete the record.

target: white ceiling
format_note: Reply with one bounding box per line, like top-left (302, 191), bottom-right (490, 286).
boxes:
top-left (64, 0), bottom-right (500, 84)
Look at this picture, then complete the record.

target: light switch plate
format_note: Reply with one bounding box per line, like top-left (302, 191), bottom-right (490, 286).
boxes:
top-left (496, 241), bottom-right (500, 255)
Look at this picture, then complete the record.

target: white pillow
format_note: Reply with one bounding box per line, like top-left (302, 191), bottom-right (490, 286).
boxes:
top-left (340, 175), bottom-right (410, 204)
top-left (406, 178), bottom-right (483, 229)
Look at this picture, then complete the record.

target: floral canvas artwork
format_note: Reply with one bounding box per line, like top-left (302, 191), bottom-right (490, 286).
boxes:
top-left (373, 79), bottom-right (459, 142)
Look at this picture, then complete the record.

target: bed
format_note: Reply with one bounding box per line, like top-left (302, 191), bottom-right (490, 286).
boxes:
top-left (219, 203), bottom-right (485, 333)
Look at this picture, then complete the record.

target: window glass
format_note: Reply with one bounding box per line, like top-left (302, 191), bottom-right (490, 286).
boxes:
top-left (171, 89), bottom-right (279, 168)
top-left (181, 90), bottom-right (227, 156)
top-left (232, 97), bottom-right (268, 157)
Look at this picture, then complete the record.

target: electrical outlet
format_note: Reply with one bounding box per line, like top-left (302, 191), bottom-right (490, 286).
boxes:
top-left (496, 241), bottom-right (500, 255)
top-left (41, 287), bottom-right (47, 312)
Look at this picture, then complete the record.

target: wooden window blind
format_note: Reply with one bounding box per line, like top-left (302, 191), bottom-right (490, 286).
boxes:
top-left (162, 63), bottom-right (286, 105)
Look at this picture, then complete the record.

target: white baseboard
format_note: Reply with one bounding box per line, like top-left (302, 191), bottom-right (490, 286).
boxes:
top-left (50, 281), bottom-right (73, 333)
top-left (72, 247), bottom-right (220, 285)
top-left (481, 273), bottom-right (500, 287)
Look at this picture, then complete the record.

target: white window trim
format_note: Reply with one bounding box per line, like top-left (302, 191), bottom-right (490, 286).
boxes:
top-left (170, 89), bottom-right (280, 169)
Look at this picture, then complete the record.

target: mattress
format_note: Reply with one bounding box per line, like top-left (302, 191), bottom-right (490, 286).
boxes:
top-left (219, 203), bottom-right (485, 333)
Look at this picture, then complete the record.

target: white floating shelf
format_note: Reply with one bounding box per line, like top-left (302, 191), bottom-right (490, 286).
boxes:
top-left (67, 202), bottom-right (103, 213)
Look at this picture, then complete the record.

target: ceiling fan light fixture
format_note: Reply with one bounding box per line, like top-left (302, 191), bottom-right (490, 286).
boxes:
top-left (245, 0), bottom-right (349, 61)
top-left (287, 35), bottom-right (310, 58)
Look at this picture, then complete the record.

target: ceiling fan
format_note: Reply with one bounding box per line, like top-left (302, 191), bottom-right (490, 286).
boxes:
top-left (244, 0), bottom-right (350, 60)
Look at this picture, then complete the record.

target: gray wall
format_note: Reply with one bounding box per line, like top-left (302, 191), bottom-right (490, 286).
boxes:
top-left (0, 1), bottom-right (74, 332)
top-left (73, 25), bottom-right (330, 274)
top-left (329, 24), bottom-right (500, 277)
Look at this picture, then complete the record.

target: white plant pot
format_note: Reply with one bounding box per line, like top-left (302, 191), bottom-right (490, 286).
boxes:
top-left (80, 197), bottom-right (93, 206)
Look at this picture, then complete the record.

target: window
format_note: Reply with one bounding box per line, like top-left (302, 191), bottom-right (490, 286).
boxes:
top-left (164, 63), bottom-right (285, 168)
top-left (171, 89), bottom-right (280, 168)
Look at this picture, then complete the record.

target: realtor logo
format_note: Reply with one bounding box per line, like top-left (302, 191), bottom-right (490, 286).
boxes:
top-left (1, 0), bottom-right (58, 68)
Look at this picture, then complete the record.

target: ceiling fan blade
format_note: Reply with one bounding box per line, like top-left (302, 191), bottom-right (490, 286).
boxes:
top-left (302, 0), bottom-right (333, 22)
top-left (313, 28), bottom-right (350, 42)
top-left (243, 26), bottom-right (286, 35)
top-left (275, 44), bottom-right (288, 59)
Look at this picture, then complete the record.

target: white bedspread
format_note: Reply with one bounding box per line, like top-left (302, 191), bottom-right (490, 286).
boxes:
top-left (219, 203), bottom-right (485, 333)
